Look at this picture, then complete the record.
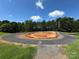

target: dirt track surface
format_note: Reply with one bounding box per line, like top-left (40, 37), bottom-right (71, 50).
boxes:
top-left (18, 32), bottom-right (63, 40)
top-left (1, 32), bottom-right (76, 45)
top-left (24, 32), bottom-right (58, 39)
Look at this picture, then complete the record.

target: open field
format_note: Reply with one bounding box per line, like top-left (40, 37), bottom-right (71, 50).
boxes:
top-left (0, 32), bottom-right (37, 59)
top-left (0, 32), bottom-right (78, 59)
top-left (0, 43), bottom-right (37, 59)
top-left (0, 32), bottom-right (6, 36)
top-left (63, 33), bottom-right (79, 59)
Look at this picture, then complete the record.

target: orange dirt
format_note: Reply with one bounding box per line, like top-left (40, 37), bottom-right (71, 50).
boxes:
top-left (24, 32), bottom-right (58, 39)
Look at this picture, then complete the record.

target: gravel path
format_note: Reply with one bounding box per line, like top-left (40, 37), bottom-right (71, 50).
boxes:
top-left (34, 45), bottom-right (68, 59)
top-left (1, 32), bottom-right (76, 45)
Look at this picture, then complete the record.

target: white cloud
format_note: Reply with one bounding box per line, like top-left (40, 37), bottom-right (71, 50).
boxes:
top-left (30, 16), bottom-right (41, 21)
top-left (36, 0), bottom-right (44, 9)
top-left (49, 10), bottom-right (65, 17)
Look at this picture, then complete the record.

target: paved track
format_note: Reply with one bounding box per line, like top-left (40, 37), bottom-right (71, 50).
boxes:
top-left (1, 32), bottom-right (76, 45)
top-left (34, 45), bottom-right (68, 59)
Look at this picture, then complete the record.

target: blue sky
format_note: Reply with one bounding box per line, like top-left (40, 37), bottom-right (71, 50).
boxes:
top-left (0, 0), bottom-right (79, 22)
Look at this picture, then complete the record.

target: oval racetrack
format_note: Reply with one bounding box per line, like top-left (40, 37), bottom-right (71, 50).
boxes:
top-left (2, 32), bottom-right (76, 45)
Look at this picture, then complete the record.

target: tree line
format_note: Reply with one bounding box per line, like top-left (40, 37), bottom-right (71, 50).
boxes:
top-left (0, 17), bottom-right (79, 33)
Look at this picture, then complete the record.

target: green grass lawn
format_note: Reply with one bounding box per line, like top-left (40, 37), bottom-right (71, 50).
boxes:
top-left (0, 32), bottom-right (6, 36)
top-left (64, 33), bottom-right (79, 59)
top-left (0, 43), bottom-right (37, 59)
top-left (0, 32), bottom-right (37, 59)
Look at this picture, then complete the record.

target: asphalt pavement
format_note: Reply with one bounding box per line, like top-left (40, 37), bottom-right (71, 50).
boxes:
top-left (1, 32), bottom-right (77, 45)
